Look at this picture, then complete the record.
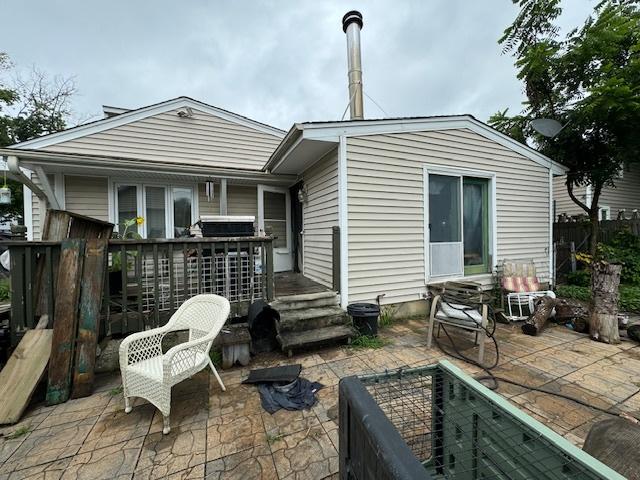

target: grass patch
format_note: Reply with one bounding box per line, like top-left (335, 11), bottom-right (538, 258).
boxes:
top-left (350, 335), bottom-right (388, 350)
top-left (209, 348), bottom-right (222, 368)
top-left (556, 284), bottom-right (640, 313)
top-left (6, 424), bottom-right (31, 439)
top-left (266, 432), bottom-right (285, 445)
top-left (108, 385), bottom-right (123, 397)
top-left (379, 305), bottom-right (397, 329)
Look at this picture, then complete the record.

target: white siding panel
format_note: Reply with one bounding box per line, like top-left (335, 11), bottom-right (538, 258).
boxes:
top-left (346, 129), bottom-right (551, 305)
top-left (227, 185), bottom-right (257, 217)
top-left (302, 150), bottom-right (339, 288)
top-left (64, 176), bottom-right (109, 221)
top-left (599, 165), bottom-right (640, 217)
top-left (198, 183), bottom-right (221, 216)
top-left (553, 176), bottom-right (587, 217)
top-left (41, 108), bottom-right (282, 171)
top-left (30, 173), bottom-right (43, 241)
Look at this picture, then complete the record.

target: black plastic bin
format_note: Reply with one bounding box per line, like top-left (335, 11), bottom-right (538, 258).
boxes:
top-left (347, 303), bottom-right (380, 336)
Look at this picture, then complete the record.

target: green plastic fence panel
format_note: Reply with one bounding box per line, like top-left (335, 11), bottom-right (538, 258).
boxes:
top-left (358, 361), bottom-right (625, 480)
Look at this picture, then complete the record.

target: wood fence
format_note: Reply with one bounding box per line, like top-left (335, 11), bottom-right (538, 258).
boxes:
top-left (554, 219), bottom-right (640, 247)
top-left (6, 237), bottom-right (274, 347)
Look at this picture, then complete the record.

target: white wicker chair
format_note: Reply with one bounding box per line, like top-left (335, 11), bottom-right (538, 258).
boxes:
top-left (119, 294), bottom-right (229, 434)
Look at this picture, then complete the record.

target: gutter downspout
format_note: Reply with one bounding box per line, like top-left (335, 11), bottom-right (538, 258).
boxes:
top-left (5, 155), bottom-right (61, 209)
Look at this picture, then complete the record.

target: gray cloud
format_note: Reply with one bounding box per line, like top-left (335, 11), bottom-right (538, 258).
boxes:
top-left (1, 0), bottom-right (593, 130)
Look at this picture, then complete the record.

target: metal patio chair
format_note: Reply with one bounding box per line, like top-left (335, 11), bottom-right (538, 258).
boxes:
top-left (119, 294), bottom-right (229, 434)
top-left (427, 282), bottom-right (491, 364)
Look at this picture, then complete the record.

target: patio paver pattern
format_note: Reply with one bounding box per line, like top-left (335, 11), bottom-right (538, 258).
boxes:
top-left (1, 320), bottom-right (639, 479)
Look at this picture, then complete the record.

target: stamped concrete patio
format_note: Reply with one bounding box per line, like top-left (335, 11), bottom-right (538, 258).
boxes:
top-left (1, 319), bottom-right (639, 480)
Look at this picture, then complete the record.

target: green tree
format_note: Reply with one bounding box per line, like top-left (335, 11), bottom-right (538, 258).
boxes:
top-left (0, 54), bottom-right (75, 223)
top-left (490, 0), bottom-right (640, 257)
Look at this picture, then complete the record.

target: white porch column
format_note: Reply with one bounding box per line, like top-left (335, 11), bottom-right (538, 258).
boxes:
top-left (220, 179), bottom-right (228, 215)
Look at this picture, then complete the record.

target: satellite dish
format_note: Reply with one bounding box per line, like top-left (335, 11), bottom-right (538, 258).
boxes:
top-left (530, 118), bottom-right (564, 138)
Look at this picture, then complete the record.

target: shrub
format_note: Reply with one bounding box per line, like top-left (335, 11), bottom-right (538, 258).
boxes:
top-left (566, 270), bottom-right (590, 287)
top-left (599, 230), bottom-right (640, 285)
top-left (555, 284), bottom-right (640, 313)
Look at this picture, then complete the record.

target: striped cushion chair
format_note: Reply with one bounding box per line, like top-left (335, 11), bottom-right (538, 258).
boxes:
top-left (500, 261), bottom-right (554, 320)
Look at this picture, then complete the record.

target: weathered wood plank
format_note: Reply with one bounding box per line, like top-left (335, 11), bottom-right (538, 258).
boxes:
top-left (0, 329), bottom-right (53, 425)
top-left (46, 239), bottom-right (85, 406)
top-left (71, 239), bottom-right (108, 399)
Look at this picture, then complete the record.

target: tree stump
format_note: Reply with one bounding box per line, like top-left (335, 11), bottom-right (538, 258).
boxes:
top-left (522, 296), bottom-right (558, 336)
top-left (589, 261), bottom-right (622, 344)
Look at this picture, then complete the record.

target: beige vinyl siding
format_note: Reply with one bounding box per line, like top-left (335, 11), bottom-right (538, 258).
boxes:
top-left (599, 165), bottom-right (640, 217)
top-left (302, 150), bottom-right (339, 288)
top-left (553, 177), bottom-right (587, 217)
top-left (227, 184), bottom-right (257, 217)
top-left (41, 108), bottom-right (283, 171)
top-left (346, 129), bottom-right (551, 305)
top-left (197, 183), bottom-right (221, 216)
top-left (64, 176), bottom-right (109, 221)
top-left (30, 173), bottom-right (44, 240)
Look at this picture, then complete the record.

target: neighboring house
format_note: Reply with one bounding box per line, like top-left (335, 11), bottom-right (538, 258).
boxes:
top-left (553, 164), bottom-right (640, 220)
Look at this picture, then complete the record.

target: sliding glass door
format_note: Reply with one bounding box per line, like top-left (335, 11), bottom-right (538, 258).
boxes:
top-left (427, 172), bottom-right (491, 279)
top-left (463, 178), bottom-right (490, 275)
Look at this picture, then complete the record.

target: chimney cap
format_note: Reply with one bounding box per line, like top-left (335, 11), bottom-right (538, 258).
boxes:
top-left (342, 10), bottom-right (363, 33)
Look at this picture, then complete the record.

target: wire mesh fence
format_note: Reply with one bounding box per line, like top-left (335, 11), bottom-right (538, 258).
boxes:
top-left (340, 361), bottom-right (623, 480)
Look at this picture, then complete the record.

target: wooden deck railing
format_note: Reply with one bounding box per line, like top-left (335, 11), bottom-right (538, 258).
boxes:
top-left (5, 237), bottom-right (274, 346)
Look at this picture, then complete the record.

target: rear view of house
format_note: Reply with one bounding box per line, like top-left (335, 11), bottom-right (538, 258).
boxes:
top-left (1, 10), bottom-right (565, 318)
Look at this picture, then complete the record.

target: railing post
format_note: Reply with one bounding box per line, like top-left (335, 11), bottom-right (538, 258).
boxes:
top-left (9, 245), bottom-right (26, 348)
top-left (266, 240), bottom-right (274, 302)
top-left (332, 226), bottom-right (341, 292)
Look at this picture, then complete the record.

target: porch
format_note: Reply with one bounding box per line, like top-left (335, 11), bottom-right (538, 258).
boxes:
top-left (1, 320), bottom-right (638, 479)
top-left (5, 237), bottom-right (338, 348)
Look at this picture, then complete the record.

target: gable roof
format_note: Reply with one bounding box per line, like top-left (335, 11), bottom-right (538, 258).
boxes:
top-left (12, 96), bottom-right (285, 150)
top-left (265, 114), bottom-right (567, 175)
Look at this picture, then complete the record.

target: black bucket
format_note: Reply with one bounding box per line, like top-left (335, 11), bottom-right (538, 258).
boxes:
top-left (347, 303), bottom-right (380, 336)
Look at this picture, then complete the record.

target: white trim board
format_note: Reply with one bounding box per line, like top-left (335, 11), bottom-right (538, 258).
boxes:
top-left (338, 136), bottom-right (349, 309)
top-left (12, 97), bottom-right (285, 150)
top-left (270, 116), bottom-right (567, 175)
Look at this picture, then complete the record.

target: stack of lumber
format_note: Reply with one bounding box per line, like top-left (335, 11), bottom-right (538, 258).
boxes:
top-left (0, 237), bottom-right (108, 425)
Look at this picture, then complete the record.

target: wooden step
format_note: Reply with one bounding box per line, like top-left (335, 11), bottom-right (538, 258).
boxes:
top-left (277, 324), bottom-right (356, 356)
top-left (271, 294), bottom-right (340, 312)
top-left (278, 307), bottom-right (349, 332)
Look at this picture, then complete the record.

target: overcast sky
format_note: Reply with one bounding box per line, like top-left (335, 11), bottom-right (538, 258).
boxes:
top-left (2, 1), bottom-right (593, 130)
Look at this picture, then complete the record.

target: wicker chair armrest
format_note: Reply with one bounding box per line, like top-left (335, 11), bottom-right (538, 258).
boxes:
top-left (119, 327), bottom-right (169, 366)
top-left (162, 336), bottom-right (212, 380)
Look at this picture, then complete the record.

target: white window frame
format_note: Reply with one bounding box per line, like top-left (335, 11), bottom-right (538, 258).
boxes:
top-left (598, 206), bottom-right (611, 221)
top-left (423, 165), bottom-right (497, 284)
top-left (111, 179), bottom-right (198, 239)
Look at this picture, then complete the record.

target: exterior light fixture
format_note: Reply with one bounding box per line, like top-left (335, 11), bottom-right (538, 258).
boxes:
top-left (205, 180), bottom-right (215, 202)
top-left (297, 185), bottom-right (307, 204)
top-left (0, 167), bottom-right (10, 205)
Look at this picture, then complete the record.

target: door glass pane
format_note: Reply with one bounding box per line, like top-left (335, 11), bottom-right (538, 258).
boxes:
top-left (264, 191), bottom-right (287, 248)
top-left (463, 178), bottom-right (489, 270)
top-left (173, 187), bottom-right (192, 238)
top-left (145, 187), bottom-right (166, 238)
top-left (117, 185), bottom-right (138, 236)
top-left (429, 174), bottom-right (460, 242)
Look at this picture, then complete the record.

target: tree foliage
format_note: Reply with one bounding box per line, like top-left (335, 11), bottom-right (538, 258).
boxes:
top-left (490, 0), bottom-right (640, 254)
top-left (0, 54), bottom-right (75, 223)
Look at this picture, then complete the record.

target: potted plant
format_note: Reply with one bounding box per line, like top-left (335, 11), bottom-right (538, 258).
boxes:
top-left (109, 216), bottom-right (144, 295)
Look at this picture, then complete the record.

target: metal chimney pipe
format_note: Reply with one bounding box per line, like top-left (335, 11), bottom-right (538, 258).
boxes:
top-left (342, 10), bottom-right (364, 120)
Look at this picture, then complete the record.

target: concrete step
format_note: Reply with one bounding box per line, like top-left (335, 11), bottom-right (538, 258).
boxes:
top-left (278, 306), bottom-right (349, 332)
top-left (271, 293), bottom-right (340, 312)
top-left (277, 324), bottom-right (356, 356)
